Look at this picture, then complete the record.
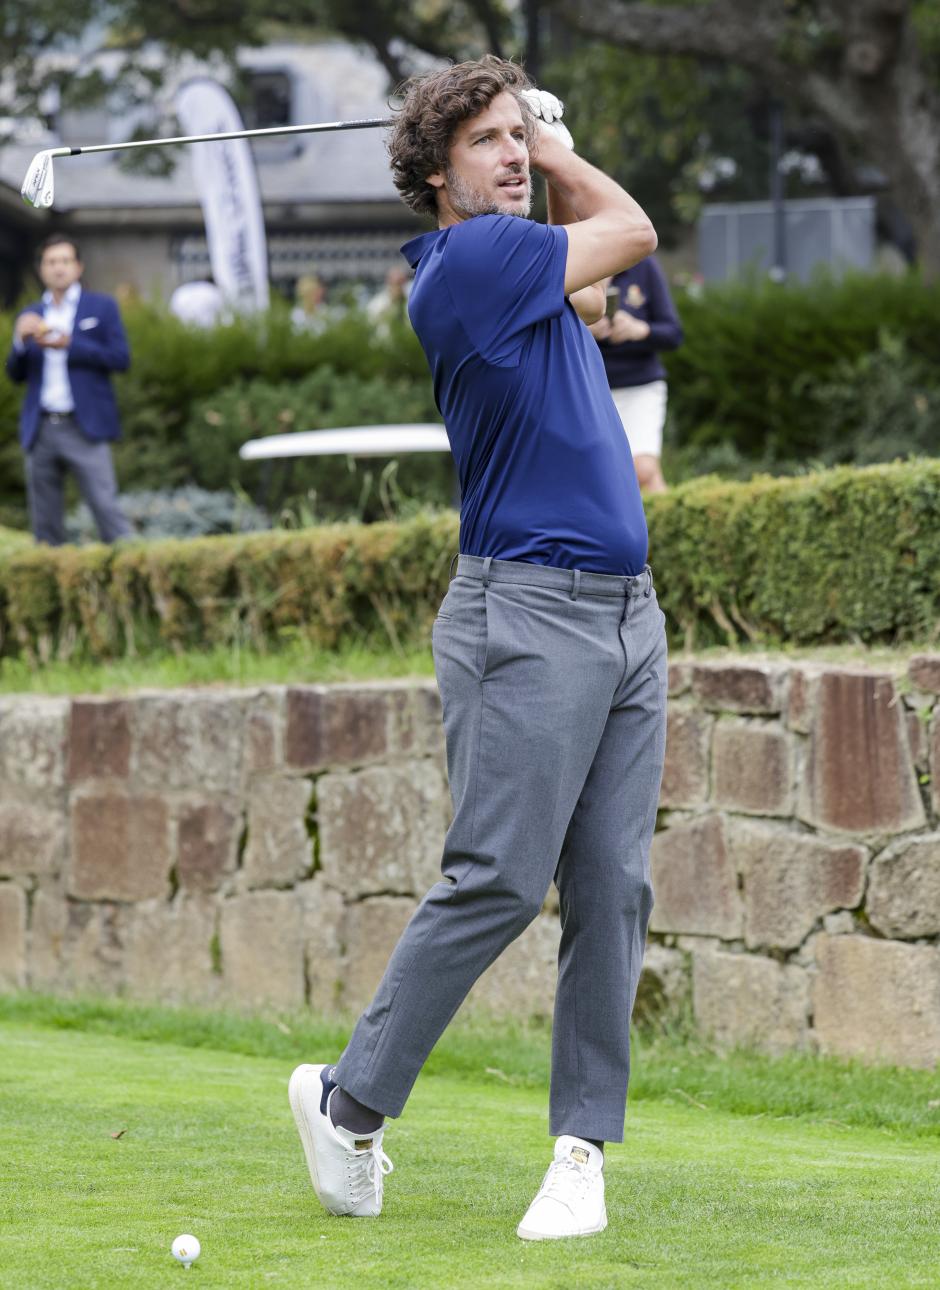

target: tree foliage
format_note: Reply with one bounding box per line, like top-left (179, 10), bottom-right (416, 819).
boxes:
top-left (549, 0), bottom-right (940, 272)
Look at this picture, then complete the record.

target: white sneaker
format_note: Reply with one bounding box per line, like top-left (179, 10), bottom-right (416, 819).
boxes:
top-left (516, 1136), bottom-right (607, 1240)
top-left (288, 1063), bottom-right (393, 1217)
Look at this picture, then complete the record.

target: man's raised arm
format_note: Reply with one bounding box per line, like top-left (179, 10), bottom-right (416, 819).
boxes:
top-left (532, 129), bottom-right (657, 297)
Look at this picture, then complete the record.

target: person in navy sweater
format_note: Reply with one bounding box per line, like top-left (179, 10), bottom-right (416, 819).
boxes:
top-left (6, 235), bottom-right (132, 544)
top-left (589, 256), bottom-right (683, 494)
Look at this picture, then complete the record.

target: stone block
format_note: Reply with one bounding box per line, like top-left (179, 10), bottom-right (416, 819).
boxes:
top-left (387, 683), bottom-right (445, 761)
top-left (729, 818), bottom-right (866, 950)
top-left (0, 698), bottom-right (69, 791)
top-left (297, 879), bottom-right (346, 1012)
top-left (69, 792), bottom-right (172, 901)
top-left (798, 670), bottom-right (925, 834)
top-left (650, 814), bottom-right (743, 939)
top-left (659, 707), bottom-right (711, 809)
top-left (286, 686), bottom-right (389, 771)
top-left (125, 895), bottom-right (219, 1003)
top-left (908, 655), bottom-right (940, 695)
top-left (338, 896), bottom-right (415, 1014)
top-left (51, 900), bottom-right (132, 993)
top-left (0, 797), bottom-right (66, 878)
top-left (242, 777), bottom-right (313, 889)
top-left (813, 934), bottom-right (940, 1068)
top-left (26, 890), bottom-right (66, 989)
top-left (932, 712), bottom-right (940, 819)
top-left (467, 913), bottom-right (561, 1017)
top-left (712, 721), bottom-right (793, 817)
top-left (907, 711), bottom-right (929, 773)
top-left (692, 947), bottom-right (810, 1053)
top-left (0, 883), bottom-right (27, 989)
top-left (823, 911), bottom-right (855, 935)
top-left (634, 942), bottom-right (690, 1023)
top-left (691, 662), bottom-right (788, 715)
top-left (177, 799), bottom-right (241, 893)
top-left (133, 693), bottom-right (245, 794)
top-left (866, 835), bottom-right (940, 939)
top-left (219, 890), bottom-right (305, 1009)
top-left (318, 762), bottom-right (448, 898)
top-left (668, 661), bottom-right (691, 697)
top-left (244, 689), bottom-right (284, 775)
top-left (68, 700), bottom-right (131, 781)
top-left (785, 666), bottom-right (822, 735)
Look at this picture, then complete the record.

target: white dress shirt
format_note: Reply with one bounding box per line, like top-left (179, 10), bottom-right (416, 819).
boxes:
top-left (37, 282), bottom-right (81, 413)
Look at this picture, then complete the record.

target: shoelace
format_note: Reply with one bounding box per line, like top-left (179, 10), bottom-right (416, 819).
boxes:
top-left (345, 1140), bottom-right (394, 1207)
top-left (539, 1158), bottom-right (593, 1210)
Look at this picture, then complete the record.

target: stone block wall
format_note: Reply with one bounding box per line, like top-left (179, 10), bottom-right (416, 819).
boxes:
top-left (1, 657), bottom-right (939, 1068)
top-left (655, 656), bottom-right (940, 1069)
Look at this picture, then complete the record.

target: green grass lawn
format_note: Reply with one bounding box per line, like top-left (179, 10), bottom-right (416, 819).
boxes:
top-left (0, 620), bottom-right (935, 699)
top-left (1, 995), bottom-right (939, 1289)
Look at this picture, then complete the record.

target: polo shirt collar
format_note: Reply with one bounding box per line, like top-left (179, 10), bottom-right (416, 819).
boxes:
top-left (401, 231), bottom-right (442, 269)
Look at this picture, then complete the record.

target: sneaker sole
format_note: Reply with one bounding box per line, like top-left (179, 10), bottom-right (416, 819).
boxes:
top-left (288, 1063), bottom-right (332, 1212)
top-left (516, 1213), bottom-right (608, 1241)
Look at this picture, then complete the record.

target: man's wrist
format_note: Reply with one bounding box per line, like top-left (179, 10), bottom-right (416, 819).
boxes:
top-left (529, 129), bottom-right (578, 176)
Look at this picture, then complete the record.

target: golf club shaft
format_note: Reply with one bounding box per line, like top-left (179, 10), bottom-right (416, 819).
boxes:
top-left (50, 116), bottom-right (393, 160)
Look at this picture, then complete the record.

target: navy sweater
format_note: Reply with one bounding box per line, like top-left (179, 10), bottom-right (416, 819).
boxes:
top-left (597, 256), bottom-right (683, 389)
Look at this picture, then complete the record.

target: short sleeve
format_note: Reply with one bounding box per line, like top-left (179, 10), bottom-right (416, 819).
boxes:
top-left (442, 215), bottom-right (568, 364)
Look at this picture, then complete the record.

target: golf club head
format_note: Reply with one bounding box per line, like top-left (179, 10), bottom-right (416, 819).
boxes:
top-left (21, 150), bottom-right (55, 208)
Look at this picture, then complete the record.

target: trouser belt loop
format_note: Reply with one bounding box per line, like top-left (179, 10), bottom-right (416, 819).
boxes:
top-left (449, 552), bottom-right (459, 580)
top-left (481, 556), bottom-right (493, 587)
top-left (571, 569), bottom-right (581, 601)
top-left (644, 565), bottom-right (653, 597)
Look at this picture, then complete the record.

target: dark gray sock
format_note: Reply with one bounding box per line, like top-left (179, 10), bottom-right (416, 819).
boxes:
top-left (587, 1139), bottom-right (604, 1155)
top-left (330, 1085), bottom-right (385, 1135)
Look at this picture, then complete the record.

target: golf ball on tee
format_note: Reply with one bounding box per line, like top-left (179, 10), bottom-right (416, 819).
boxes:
top-left (171, 1234), bottom-right (200, 1267)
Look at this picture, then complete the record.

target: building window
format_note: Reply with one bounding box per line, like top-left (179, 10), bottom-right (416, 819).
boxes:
top-left (243, 72), bottom-right (292, 130)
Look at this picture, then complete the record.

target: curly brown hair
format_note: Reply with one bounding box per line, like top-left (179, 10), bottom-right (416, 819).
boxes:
top-left (388, 55), bottom-right (536, 217)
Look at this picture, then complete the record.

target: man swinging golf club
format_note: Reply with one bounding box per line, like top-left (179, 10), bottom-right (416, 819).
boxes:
top-left (289, 55), bottom-right (667, 1241)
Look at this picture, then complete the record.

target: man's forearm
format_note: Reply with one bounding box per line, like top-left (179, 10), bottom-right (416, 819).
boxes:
top-left (535, 134), bottom-right (652, 230)
top-left (546, 179), bottom-right (604, 322)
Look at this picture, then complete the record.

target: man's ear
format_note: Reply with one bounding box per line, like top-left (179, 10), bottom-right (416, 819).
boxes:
top-left (426, 171), bottom-right (445, 191)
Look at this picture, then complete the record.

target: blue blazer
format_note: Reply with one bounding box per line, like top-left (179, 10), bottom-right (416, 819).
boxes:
top-left (5, 288), bottom-right (130, 451)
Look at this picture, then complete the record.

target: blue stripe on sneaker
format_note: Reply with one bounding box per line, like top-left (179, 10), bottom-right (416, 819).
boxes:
top-left (320, 1065), bottom-right (336, 1118)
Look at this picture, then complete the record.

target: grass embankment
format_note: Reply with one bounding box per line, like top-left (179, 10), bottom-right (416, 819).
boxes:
top-left (1, 995), bottom-right (938, 1289)
top-left (0, 637), bottom-right (936, 698)
top-left (0, 638), bottom-right (437, 696)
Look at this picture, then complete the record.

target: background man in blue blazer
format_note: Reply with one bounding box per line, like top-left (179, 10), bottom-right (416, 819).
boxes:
top-left (6, 235), bottom-right (132, 545)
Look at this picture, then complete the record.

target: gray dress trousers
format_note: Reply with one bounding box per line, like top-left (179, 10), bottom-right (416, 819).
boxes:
top-left (335, 553), bottom-right (668, 1143)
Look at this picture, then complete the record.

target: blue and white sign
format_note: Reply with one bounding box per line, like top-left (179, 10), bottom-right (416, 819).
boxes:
top-left (176, 77), bottom-right (270, 311)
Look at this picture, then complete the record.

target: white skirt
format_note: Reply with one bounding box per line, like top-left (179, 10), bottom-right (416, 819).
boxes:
top-left (610, 380), bottom-right (667, 459)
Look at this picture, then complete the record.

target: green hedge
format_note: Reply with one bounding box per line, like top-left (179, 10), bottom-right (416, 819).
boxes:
top-left (0, 460), bottom-right (937, 666)
top-left (662, 271), bottom-right (940, 462)
top-left (647, 459), bottom-right (940, 648)
top-left (0, 511), bottom-right (459, 665)
top-left (2, 275), bottom-right (939, 525)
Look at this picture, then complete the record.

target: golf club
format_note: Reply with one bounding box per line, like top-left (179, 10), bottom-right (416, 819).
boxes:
top-left (20, 115), bottom-right (393, 209)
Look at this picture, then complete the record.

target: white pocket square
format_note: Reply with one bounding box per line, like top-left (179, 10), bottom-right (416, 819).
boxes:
top-left (78, 317), bottom-right (99, 330)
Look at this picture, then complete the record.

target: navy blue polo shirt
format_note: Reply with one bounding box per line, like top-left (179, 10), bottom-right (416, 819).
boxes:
top-left (402, 214), bottom-right (648, 576)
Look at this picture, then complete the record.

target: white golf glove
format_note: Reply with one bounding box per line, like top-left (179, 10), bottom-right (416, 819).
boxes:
top-left (521, 88), bottom-right (574, 150)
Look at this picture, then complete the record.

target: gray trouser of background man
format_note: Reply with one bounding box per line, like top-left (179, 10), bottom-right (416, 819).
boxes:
top-left (25, 412), bottom-right (132, 545)
top-left (335, 553), bottom-right (668, 1145)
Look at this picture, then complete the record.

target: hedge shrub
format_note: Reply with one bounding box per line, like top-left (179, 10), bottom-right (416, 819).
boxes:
top-left (0, 461), bottom-right (937, 666)
top-left (646, 459), bottom-right (940, 649)
top-left (663, 271), bottom-right (940, 461)
top-left (2, 275), bottom-right (939, 525)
